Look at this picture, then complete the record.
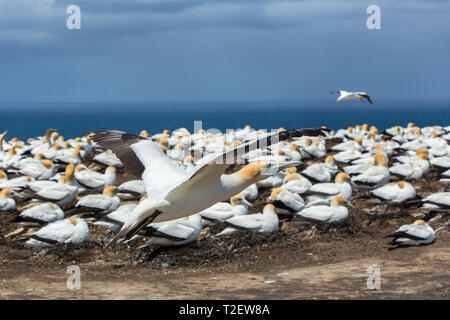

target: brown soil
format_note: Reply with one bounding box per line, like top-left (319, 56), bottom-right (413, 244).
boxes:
top-left (1, 176), bottom-right (449, 299)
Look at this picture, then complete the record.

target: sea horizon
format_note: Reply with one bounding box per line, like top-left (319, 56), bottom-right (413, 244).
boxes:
top-left (1, 99), bottom-right (449, 140)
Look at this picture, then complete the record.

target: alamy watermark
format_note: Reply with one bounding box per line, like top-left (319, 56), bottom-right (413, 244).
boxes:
top-left (66, 265), bottom-right (81, 290)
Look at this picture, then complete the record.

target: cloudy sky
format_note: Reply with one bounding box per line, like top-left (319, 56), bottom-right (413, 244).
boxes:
top-left (1, 0), bottom-right (449, 102)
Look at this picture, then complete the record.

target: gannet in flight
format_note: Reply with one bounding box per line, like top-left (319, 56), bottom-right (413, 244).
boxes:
top-left (91, 127), bottom-right (329, 247)
top-left (330, 90), bottom-right (373, 104)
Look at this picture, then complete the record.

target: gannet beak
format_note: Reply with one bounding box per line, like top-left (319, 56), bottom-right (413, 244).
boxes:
top-left (244, 199), bottom-right (252, 207)
top-left (347, 202), bottom-right (356, 209)
top-left (275, 160), bottom-right (302, 171)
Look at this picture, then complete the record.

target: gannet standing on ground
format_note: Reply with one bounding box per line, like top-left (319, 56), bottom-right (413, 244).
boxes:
top-left (91, 127), bottom-right (329, 247)
top-left (385, 220), bottom-right (435, 247)
top-left (330, 90), bottom-right (373, 104)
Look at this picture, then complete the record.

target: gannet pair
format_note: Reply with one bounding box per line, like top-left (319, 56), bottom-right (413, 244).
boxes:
top-left (21, 164), bottom-right (78, 208)
top-left (301, 155), bottom-right (338, 183)
top-left (292, 196), bottom-right (351, 225)
top-left (303, 172), bottom-right (352, 207)
top-left (91, 127), bottom-right (329, 247)
top-left (200, 193), bottom-right (251, 224)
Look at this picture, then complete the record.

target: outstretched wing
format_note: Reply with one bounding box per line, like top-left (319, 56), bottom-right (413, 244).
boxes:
top-left (356, 92), bottom-right (373, 104)
top-left (167, 128), bottom-right (330, 198)
top-left (90, 129), bottom-right (188, 196)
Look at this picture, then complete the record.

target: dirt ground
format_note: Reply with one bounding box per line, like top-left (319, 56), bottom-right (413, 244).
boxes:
top-left (1, 179), bottom-right (449, 299)
top-left (1, 140), bottom-right (449, 299)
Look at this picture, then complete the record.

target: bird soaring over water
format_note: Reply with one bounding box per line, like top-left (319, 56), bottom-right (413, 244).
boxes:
top-left (90, 127), bottom-right (329, 247)
top-left (330, 90), bottom-right (373, 104)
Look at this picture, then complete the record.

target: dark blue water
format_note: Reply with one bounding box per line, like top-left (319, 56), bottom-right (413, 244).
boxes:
top-left (1, 100), bottom-right (449, 140)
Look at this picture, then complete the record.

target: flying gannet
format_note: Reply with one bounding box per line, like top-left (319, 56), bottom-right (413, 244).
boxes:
top-left (91, 127), bottom-right (329, 247)
top-left (330, 90), bottom-right (373, 104)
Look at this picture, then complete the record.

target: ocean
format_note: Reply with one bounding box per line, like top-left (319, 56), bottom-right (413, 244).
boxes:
top-left (1, 100), bottom-right (449, 140)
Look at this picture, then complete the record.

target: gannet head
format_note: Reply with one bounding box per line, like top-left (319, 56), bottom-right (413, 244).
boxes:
top-left (417, 153), bottom-right (428, 160)
top-left (374, 154), bottom-right (388, 167)
top-left (7, 148), bottom-right (16, 155)
top-left (106, 166), bottom-right (116, 173)
top-left (139, 195), bottom-right (148, 202)
top-left (42, 160), bottom-right (53, 169)
top-left (160, 146), bottom-right (167, 154)
top-left (325, 155), bottom-right (335, 165)
top-left (335, 172), bottom-right (351, 184)
top-left (63, 141), bottom-right (71, 149)
top-left (75, 164), bottom-right (86, 172)
top-left (413, 219), bottom-right (426, 226)
top-left (72, 148), bottom-right (81, 158)
top-left (140, 130), bottom-right (149, 138)
top-left (263, 203), bottom-right (276, 213)
top-left (230, 193), bottom-right (251, 206)
top-left (305, 138), bottom-right (313, 146)
top-left (407, 122), bottom-right (415, 128)
top-left (236, 160), bottom-right (301, 182)
top-left (362, 124), bottom-right (369, 131)
top-left (347, 126), bottom-right (353, 133)
top-left (270, 187), bottom-right (286, 200)
top-left (0, 170), bottom-right (7, 180)
top-left (103, 186), bottom-right (117, 197)
top-left (174, 143), bottom-right (185, 151)
top-left (68, 217), bottom-right (78, 226)
top-left (158, 137), bottom-right (168, 146)
top-left (285, 166), bottom-right (297, 174)
top-left (163, 129), bottom-right (171, 135)
top-left (354, 138), bottom-right (363, 145)
top-left (330, 196), bottom-right (352, 207)
top-left (0, 188), bottom-right (13, 199)
top-left (415, 148), bottom-right (428, 156)
top-left (183, 155), bottom-right (195, 166)
top-left (284, 173), bottom-right (300, 182)
top-left (397, 181), bottom-right (406, 189)
top-left (290, 145), bottom-right (300, 152)
top-left (65, 164), bottom-right (75, 183)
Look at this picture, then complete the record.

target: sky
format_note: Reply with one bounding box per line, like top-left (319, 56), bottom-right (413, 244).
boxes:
top-left (0, 0), bottom-right (449, 102)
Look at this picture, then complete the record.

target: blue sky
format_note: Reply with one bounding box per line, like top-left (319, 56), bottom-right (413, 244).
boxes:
top-left (1, 0), bottom-right (449, 102)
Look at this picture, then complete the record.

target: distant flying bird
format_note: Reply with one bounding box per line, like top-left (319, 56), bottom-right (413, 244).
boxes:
top-left (330, 90), bottom-right (373, 104)
top-left (91, 127), bottom-right (329, 247)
